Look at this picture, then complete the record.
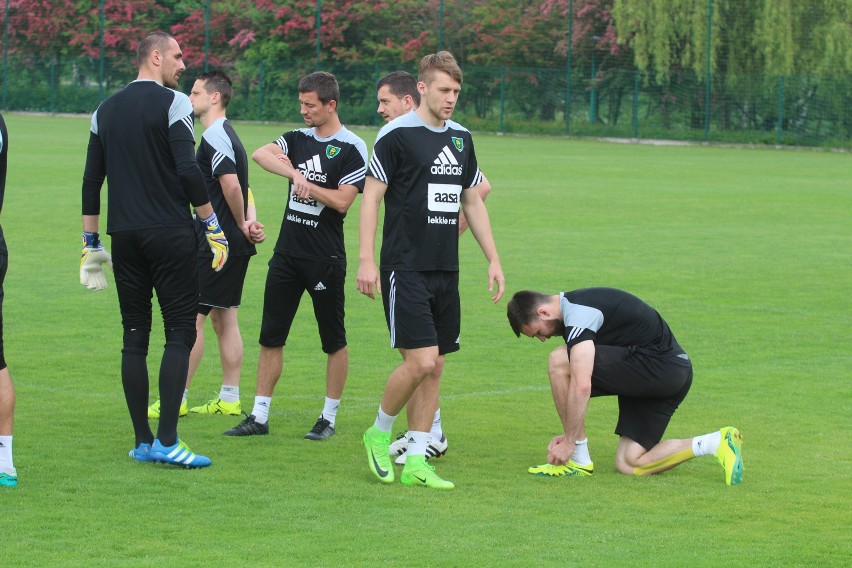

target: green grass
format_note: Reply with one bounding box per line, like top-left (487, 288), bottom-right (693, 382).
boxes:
top-left (0, 112), bottom-right (850, 566)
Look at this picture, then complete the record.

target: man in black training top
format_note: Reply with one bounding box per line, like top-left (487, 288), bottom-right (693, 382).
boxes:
top-left (80, 31), bottom-right (229, 468)
top-left (225, 71), bottom-right (367, 441)
top-left (507, 288), bottom-right (744, 485)
top-left (375, 70), bottom-right (497, 466)
top-left (358, 52), bottom-right (505, 490)
top-left (147, 70), bottom-right (265, 420)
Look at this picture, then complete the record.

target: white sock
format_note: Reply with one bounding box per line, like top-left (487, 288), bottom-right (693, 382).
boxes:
top-left (182, 390), bottom-right (188, 404)
top-left (321, 397), bottom-right (340, 427)
top-left (429, 408), bottom-right (443, 440)
top-left (219, 385), bottom-right (240, 403)
top-left (571, 438), bottom-right (592, 466)
top-left (252, 396), bottom-right (272, 424)
top-left (0, 435), bottom-right (13, 471)
top-left (692, 431), bottom-right (721, 456)
top-left (373, 406), bottom-right (396, 433)
top-left (407, 431), bottom-right (429, 458)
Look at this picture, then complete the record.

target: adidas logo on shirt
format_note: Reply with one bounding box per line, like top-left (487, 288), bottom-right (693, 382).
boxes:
top-left (298, 155), bottom-right (328, 183)
top-left (431, 146), bottom-right (463, 176)
top-left (314, 282), bottom-right (327, 291)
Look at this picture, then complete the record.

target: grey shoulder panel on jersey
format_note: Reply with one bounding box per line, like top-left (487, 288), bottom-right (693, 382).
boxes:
top-left (90, 106), bottom-right (101, 135)
top-left (202, 119), bottom-right (235, 162)
top-left (336, 127), bottom-right (369, 163)
top-left (374, 110), bottom-right (421, 144)
top-left (168, 90), bottom-right (194, 133)
top-left (561, 295), bottom-right (604, 335)
top-left (445, 118), bottom-right (470, 134)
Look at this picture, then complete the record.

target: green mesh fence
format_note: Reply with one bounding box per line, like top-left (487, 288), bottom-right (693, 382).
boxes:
top-left (2, 54), bottom-right (849, 147)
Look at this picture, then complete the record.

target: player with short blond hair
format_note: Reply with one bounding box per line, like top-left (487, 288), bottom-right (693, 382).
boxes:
top-left (374, 69), bottom-right (495, 466)
top-left (359, 52), bottom-right (505, 489)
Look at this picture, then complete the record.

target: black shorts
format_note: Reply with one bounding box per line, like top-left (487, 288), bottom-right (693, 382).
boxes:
top-left (197, 254), bottom-right (250, 314)
top-left (258, 253), bottom-right (346, 353)
top-left (112, 227), bottom-right (199, 332)
top-left (589, 345), bottom-right (693, 450)
top-left (380, 270), bottom-right (460, 355)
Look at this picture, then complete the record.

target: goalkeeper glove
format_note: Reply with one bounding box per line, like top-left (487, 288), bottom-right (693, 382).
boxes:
top-left (200, 212), bottom-right (229, 271)
top-left (80, 231), bottom-right (112, 291)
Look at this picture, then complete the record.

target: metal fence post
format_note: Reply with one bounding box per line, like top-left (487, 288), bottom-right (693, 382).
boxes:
top-left (704, 0), bottom-right (713, 142)
top-left (374, 63), bottom-right (380, 126)
top-left (632, 69), bottom-right (639, 142)
top-left (565, 0), bottom-right (573, 134)
top-left (499, 66), bottom-right (505, 133)
top-left (589, 43), bottom-right (597, 123)
top-left (257, 61), bottom-right (265, 122)
top-left (315, 0), bottom-right (321, 71)
top-left (50, 56), bottom-right (56, 113)
top-left (2, 0), bottom-right (9, 109)
top-left (776, 75), bottom-right (784, 146)
top-left (99, 0), bottom-right (105, 102)
top-left (439, 0), bottom-right (444, 51)
top-left (204, 0), bottom-right (210, 72)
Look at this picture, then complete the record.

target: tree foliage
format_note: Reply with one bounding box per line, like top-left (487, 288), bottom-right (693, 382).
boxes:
top-left (613, 0), bottom-right (852, 79)
top-left (1, 0), bottom-right (848, 78)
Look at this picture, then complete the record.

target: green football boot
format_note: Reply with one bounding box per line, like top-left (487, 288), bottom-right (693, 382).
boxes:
top-left (528, 461), bottom-right (594, 477)
top-left (400, 455), bottom-right (454, 490)
top-left (189, 397), bottom-right (242, 416)
top-left (714, 427), bottom-right (744, 485)
top-left (363, 426), bottom-right (394, 484)
top-left (147, 398), bottom-right (188, 419)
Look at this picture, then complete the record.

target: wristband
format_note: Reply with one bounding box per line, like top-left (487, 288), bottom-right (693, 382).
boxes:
top-left (82, 231), bottom-right (100, 248)
top-left (200, 212), bottom-right (220, 230)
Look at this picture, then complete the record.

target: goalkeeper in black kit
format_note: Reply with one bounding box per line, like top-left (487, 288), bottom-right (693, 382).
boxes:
top-left (80, 31), bottom-right (227, 468)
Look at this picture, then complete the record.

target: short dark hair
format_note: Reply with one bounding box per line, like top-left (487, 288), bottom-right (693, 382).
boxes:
top-left (506, 290), bottom-right (551, 337)
top-left (197, 69), bottom-right (233, 108)
top-left (377, 71), bottom-right (421, 107)
top-left (418, 51), bottom-right (463, 86)
top-left (298, 71), bottom-right (339, 105)
top-left (137, 31), bottom-right (174, 68)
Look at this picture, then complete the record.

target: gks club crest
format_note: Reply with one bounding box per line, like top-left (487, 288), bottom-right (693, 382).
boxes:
top-left (451, 137), bottom-right (464, 152)
top-left (326, 145), bottom-right (341, 159)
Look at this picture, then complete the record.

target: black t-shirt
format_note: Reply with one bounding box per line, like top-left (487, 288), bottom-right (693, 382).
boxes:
top-left (368, 111), bottom-right (482, 271)
top-left (272, 126), bottom-right (367, 265)
top-left (195, 117), bottom-right (255, 258)
top-left (81, 80), bottom-right (207, 234)
top-left (560, 287), bottom-right (682, 353)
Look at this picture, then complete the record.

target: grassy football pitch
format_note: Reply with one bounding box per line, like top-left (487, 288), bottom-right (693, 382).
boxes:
top-left (0, 113), bottom-right (849, 566)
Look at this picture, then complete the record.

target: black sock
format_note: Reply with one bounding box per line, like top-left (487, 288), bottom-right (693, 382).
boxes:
top-left (154, 342), bottom-right (190, 447)
top-left (121, 350), bottom-right (154, 447)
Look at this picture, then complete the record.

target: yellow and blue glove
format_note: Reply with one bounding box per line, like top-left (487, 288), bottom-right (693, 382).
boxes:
top-left (200, 212), bottom-right (229, 271)
top-left (80, 231), bottom-right (112, 291)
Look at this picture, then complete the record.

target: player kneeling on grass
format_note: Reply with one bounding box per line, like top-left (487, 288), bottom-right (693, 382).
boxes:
top-left (507, 288), bottom-right (743, 485)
